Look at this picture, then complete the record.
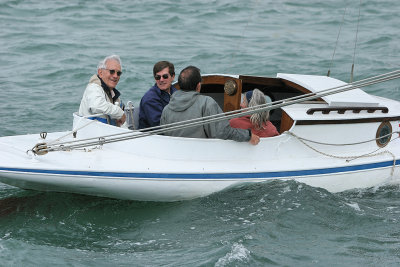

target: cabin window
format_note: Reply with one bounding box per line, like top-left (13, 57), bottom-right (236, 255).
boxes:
top-left (376, 121), bottom-right (392, 147)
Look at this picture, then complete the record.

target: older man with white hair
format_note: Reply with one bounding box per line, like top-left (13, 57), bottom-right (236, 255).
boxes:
top-left (78, 55), bottom-right (126, 126)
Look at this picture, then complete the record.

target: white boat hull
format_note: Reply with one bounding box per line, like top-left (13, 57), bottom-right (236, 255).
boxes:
top-left (0, 163), bottom-right (397, 201)
top-left (1, 117), bottom-right (399, 201)
top-left (2, 73), bottom-right (400, 201)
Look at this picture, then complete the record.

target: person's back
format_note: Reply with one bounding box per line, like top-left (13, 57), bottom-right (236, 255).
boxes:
top-left (162, 90), bottom-right (244, 139)
top-left (161, 89), bottom-right (208, 138)
top-left (160, 66), bottom-right (259, 145)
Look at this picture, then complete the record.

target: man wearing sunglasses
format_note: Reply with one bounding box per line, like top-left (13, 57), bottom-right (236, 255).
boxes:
top-left (138, 61), bottom-right (177, 129)
top-left (78, 55), bottom-right (126, 126)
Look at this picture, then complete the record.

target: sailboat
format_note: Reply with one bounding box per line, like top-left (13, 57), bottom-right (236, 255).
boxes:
top-left (1, 70), bottom-right (400, 201)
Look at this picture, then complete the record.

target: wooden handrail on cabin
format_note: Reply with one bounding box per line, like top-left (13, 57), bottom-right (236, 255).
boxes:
top-left (306, 106), bottom-right (389, 115)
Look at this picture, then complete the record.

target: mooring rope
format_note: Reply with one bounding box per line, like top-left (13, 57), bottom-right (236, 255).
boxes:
top-left (287, 131), bottom-right (398, 176)
top-left (31, 70), bottom-right (400, 154)
top-left (287, 131), bottom-right (400, 146)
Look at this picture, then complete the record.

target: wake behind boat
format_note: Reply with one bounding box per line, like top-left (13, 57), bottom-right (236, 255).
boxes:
top-left (1, 71), bottom-right (400, 201)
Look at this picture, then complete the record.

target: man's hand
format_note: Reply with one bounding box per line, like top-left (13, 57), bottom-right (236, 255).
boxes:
top-left (249, 133), bottom-right (260, 145)
top-left (117, 113), bottom-right (126, 127)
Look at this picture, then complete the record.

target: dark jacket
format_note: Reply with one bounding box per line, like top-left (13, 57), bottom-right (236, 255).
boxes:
top-left (160, 90), bottom-right (251, 142)
top-left (139, 84), bottom-right (177, 129)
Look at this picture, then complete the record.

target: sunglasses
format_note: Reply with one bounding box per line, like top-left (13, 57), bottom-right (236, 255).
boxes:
top-left (106, 69), bottom-right (122, 76)
top-left (154, 74), bottom-right (170, 80)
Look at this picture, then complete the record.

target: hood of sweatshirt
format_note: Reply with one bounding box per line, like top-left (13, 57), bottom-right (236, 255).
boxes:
top-left (167, 90), bottom-right (199, 112)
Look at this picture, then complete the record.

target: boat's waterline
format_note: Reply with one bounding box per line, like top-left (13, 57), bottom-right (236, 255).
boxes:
top-left (0, 159), bottom-right (397, 201)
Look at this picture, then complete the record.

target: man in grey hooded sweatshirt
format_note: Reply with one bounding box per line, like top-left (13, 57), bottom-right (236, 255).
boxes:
top-left (160, 66), bottom-right (260, 145)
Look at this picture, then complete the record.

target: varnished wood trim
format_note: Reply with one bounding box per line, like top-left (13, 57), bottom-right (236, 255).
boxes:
top-left (239, 75), bottom-right (286, 87)
top-left (202, 75), bottom-right (235, 85)
top-left (198, 75), bottom-right (243, 112)
top-left (279, 79), bottom-right (311, 94)
top-left (280, 110), bottom-right (294, 133)
top-left (223, 79), bottom-right (242, 112)
top-left (279, 79), bottom-right (324, 101)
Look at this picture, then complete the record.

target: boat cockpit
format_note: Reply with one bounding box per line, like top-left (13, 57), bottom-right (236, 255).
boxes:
top-left (173, 74), bottom-right (320, 133)
top-left (171, 73), bottom-right (391, 136)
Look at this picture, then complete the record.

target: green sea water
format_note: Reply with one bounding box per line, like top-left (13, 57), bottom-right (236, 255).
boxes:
top-left (0, 0), bottom-right (400, 266)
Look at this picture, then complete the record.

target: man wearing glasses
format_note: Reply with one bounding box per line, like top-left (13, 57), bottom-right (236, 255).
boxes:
top-left (78, 55), bottom-right (126, 126)
top-left (138, 61), bottom-right (177, 129)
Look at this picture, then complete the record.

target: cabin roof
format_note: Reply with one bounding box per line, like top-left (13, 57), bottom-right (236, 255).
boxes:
top-left (277, 73), bottom-right (380, 107)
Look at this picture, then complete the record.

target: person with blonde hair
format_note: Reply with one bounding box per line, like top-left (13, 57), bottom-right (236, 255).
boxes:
top-left (229, 89), bottom-right (279, 137)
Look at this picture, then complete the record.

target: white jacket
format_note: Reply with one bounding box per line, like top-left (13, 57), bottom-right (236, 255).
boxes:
top-left (78, 74), bottom-right (124, 120)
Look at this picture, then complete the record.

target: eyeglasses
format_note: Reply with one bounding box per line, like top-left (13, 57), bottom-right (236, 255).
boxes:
top-left (154, 74), bottom-right (170, 80)
top-left (106, 69), bottom-right (122, 76)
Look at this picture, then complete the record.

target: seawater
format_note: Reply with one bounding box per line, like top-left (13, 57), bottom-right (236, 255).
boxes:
top-left (0, 0), bottom-right (399, 266)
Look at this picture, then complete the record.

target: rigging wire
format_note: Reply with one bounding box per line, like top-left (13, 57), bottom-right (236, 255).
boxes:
top-left (31, 70), bottom-right (400, 154)
top-left (228, 0), bottom-right (260, 71)
top-left (350, 0), bottom-right (362, 82)
top-left (48, 69), bottom-right (400, 148)
top-left (41, 70), bottom-right (400, 149)
top-left (327, 5), bottom-right (347, 77)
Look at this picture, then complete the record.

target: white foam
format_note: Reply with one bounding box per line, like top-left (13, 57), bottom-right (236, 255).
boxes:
top-left (215, 243), bottom-right (250, 266)
top-left (346, 202), bottom-right (361, 211)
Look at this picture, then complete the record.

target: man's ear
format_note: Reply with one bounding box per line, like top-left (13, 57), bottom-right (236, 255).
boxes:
top-left (196, 82), bottom-right (201, 92)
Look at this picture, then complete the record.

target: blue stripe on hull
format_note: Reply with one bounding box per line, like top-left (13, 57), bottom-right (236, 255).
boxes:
top-left (0, 160), bottom-right (398, 180)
